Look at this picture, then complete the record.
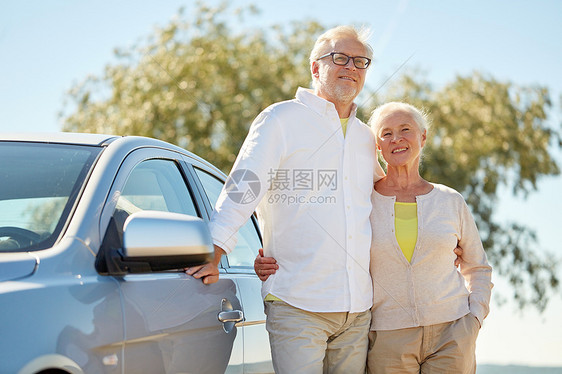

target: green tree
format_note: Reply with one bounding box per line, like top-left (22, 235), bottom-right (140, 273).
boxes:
top-left (61, 2), bottom-right (322, 171)
top-left (60, 2), bottom-right (561, 311)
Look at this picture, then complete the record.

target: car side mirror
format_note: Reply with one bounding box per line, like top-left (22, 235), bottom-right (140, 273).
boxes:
top-left (96, 211), bottom-right (214, 276)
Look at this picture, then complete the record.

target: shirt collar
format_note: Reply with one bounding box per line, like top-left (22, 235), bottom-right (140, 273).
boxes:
top-left (295, 87), bottom-right (358, 120)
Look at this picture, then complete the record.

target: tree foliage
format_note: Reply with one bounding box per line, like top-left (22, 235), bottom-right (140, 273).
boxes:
top-left (61, 2), bottom-right (323, 171)
top-left (60, 2), bottom-right (561, 311)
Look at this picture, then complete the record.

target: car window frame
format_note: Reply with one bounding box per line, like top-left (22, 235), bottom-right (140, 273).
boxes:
top-left (182, 158), bottom-right (263, 273)
top-left (99, 147), bottom-right (208, 248)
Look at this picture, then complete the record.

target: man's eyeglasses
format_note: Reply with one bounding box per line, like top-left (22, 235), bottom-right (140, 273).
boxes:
top-left (317, 52), bottom-right (371, 69)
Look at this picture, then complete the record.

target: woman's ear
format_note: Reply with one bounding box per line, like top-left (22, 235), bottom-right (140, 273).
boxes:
top-left (421, 129), bottom-right (427, 147)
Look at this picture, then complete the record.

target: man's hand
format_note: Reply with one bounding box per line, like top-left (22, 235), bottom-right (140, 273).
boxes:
top-left (185, 245), bottom-right (224, 284)
top-left (185, 262), bottom-right (219, 284)
top-left (454, 245), bottom-right (464, 267)
top-left (254, 248), bottom-right (279, 281)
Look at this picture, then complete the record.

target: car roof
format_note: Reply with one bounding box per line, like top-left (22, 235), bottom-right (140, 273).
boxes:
top-left (0, 132), bottom-right (225, 177)
top-left (0, 132), bottom-right (119, 146)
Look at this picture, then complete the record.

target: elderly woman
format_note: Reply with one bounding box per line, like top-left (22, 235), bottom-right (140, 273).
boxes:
top-left (255, 102), bottom-right (492, 373)
top-left (366, 101), bottom-right (492, 373)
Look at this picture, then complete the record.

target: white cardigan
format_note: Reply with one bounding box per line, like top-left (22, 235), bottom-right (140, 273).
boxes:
top-left (369, 183), bottom-right (493, 331)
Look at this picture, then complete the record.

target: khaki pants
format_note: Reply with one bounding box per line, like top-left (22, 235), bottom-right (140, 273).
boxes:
top-left (264, 300), bottom-right (370, 374)
top-left (367, 313), bottom-right (480, 374)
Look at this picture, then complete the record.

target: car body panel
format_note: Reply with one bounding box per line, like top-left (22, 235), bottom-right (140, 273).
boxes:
top-left (0, 238), bottom-right (124, 373)
top-left (120, 274), bottom-right (239, 373)
top-left (0, 252), bottom-right (37, 281)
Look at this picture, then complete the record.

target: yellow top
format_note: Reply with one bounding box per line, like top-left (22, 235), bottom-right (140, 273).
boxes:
top-left (394, 202), bottom-right (418, 262)
top-left (264, 293), bottom-right (282, 301)
top-left (341, 118), bottom-right (349, 137)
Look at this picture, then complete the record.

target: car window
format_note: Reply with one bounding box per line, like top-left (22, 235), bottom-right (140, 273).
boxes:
top-left (0, 142), bottom-right (100, 252)
top-left (194, 168), bottom-right (261, 267)
top-left (116, 159), bottom-right (198, 218)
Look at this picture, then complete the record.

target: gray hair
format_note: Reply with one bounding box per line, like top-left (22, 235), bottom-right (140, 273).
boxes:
top-left (309, 25), bottom-right (373, 66)
top-left (368, 102), bottom-right (431, 138)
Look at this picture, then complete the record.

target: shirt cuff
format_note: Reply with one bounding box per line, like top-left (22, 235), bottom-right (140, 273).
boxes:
top-left (209, 223), bottom-right (238, 254)
top-left (469, 303), bottom-right (487, 327)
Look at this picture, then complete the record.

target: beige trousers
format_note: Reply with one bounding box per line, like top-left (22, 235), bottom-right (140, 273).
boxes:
top-left (367, 313), bottom-right (480, 374)
top-left (264, 300), bottom-right (370, 374)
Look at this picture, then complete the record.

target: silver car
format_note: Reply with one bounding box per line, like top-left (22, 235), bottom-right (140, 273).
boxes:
top-left (0, 133), bottom-right (273, 374)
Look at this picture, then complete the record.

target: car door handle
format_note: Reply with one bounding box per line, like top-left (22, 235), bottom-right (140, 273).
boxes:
top-left (218, 310), bottom-right (244, 323)
top-left (219, 298), bottom-right (244, 333)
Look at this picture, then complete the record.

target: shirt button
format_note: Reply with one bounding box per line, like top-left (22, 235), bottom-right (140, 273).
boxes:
top-left (349, 235), bottom-right (352, 239)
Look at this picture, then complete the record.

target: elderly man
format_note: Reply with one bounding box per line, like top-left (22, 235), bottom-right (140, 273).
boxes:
top-left (187, 26), bottom-right (384, 373)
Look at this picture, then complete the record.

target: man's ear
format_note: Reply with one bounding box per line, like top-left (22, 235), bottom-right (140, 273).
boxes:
top-left (421, 129), bottom-right (427, 147)
top-left (311, 61), bottom-right (319, 78)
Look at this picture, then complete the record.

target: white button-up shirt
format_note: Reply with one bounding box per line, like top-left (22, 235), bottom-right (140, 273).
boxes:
top-left (210, 87), bottom-right (384, 313)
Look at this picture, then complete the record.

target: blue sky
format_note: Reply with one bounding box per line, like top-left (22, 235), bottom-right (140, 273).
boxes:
top-left (1, 0), bottom-right (561, 367)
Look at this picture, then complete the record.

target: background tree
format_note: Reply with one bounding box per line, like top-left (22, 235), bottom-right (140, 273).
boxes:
top-left (60, 2), bottom-right (561, 311)
top-left (61, 2), bottom-right (322, 171)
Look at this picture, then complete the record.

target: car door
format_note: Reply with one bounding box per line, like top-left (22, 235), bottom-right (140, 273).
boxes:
top-left (189, 164), bottom-right (274, 374)
top-left (100, 147), bottom-right (244, 374)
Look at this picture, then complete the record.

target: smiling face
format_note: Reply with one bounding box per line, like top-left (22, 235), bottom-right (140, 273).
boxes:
top-left (376, 110), bottom-right (427, 168)
top-left (311, 36), bottom-right (368, 107)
